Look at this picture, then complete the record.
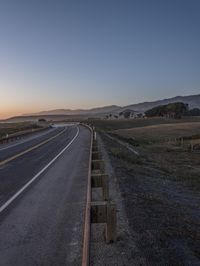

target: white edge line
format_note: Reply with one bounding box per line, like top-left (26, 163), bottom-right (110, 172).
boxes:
top-left (0, 126), bottom-right (80, 213)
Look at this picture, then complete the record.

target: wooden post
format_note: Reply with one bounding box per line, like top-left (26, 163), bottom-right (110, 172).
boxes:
top-left (92, 160), bottom-right (105, 173)
top-left (105, 201), bottom-right (117, 243)
top-left (102, 174), bottom-right (109, 201)
top-left (92, 152), bottom-right (102, 160)
top-left (91, 201), bottom-right (107, 224)
top-left (91, 174), bottom-right (109, 201)
top-left (89, 131), bottom-right (117, 245)
top-left (93, 139), bottom-right (97, 145)
top-left (91, 201), bottom-right (117, 243)
top-left (92, 145), bottom-right (98, 152)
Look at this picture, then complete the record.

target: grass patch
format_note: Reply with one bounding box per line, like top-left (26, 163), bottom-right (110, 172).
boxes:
top-left (110, 132), bottom-right (156, 147)
top-left (114, 122), bottom-right (200, 145)
top-left (109, 147), bottom-right (143, 165)
top-left (101, 120), bottom-right (200, 190)
top-left (90, 116), bottom-right (200, 132)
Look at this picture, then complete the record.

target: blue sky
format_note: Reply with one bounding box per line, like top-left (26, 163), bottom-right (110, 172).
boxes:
top-left (0, 0), bottom-right (199, 117)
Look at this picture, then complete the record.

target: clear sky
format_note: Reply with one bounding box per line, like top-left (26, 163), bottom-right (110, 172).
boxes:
top-left (0, 0), bottom-right (200, 118)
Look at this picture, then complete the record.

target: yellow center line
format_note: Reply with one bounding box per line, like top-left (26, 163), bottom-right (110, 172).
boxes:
top-left (0, 128), bottom-right (67, 166)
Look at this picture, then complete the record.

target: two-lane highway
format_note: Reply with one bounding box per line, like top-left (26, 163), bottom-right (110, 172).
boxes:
top-left (0, 126), bottom-right (65, 164)
top-left (0, 127), bottom-right (57, 151)
top-left (0, 124), bottom-right (91, 266)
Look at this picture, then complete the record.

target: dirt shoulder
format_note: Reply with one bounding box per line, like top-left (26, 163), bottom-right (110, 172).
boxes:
top-left (98, 132), bottom-right (200, 266)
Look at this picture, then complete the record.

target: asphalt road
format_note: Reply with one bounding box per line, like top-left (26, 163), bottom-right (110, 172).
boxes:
top-left (0, 127), bottom-right (57, 152)
top-left (0, 124), bottom-right (91, 266)
top-left (0, 126), bottom-right (63, 161)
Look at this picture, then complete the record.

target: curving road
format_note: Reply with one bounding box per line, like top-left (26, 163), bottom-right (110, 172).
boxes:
top-left (0, 124), bottom-right (91, 266)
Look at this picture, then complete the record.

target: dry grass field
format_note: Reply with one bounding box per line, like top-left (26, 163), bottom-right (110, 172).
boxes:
top-left (91, 116), bottom-right (200, 131)
top-left (114, 122), bottom-right (200, 144)
top-left (111, 121), bottom-right (200, 189)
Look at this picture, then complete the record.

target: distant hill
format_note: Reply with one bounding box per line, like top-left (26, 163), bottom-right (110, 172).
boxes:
top-left (25, 94), bottom-right (200, 116)
top-left (2, 115), bottom-right (86, 123)
top-left (2, 94), bottom-right (200, 122)
top-left (124, 94), bottom-right (200, 112)
top-left (24, 105), bottom-right (121, 116)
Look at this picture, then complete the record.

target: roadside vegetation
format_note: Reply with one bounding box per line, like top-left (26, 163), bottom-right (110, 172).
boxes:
top-left (0, 122), bottom-right (42, 139)
top-left (113, 121), bottom-right (200, 190)
top-left (92, 118), bottom-right (200, 190)
top-left (96, 117), bottom-right (200, 265)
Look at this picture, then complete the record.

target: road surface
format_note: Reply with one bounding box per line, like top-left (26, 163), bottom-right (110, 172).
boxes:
top-left (0, 124), bottom-right (91, 266)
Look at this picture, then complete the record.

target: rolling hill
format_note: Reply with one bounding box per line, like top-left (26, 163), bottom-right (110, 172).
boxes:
top-left (2, 94), bottom-right (200, 122)
top-left (25, 94), bottom-right (200, 115)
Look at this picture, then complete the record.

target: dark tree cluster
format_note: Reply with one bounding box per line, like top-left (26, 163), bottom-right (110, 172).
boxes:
top-left (38, 118), bottom-right (47, 122)
top-left (145, 102), bottom-right (189, 118)
top-left (119, 109), bottom-right (134, 119)
top-left (187, 108), bottom-right (200, 116)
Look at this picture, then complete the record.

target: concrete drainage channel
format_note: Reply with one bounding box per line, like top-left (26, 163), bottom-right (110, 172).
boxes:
top-left (82, 124), bottom-right (117, 266)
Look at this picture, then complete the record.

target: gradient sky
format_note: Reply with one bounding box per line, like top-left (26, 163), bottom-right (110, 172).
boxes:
top-left (0, 0), bottom-right (200, 118)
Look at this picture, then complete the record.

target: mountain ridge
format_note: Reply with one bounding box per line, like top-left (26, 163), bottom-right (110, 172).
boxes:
top-left (23, 94), bottom-right (200, 116)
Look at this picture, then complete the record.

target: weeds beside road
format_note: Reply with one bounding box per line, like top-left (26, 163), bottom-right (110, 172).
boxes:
top-left (92, 118), bottom-right (200, 265)
top-left (101, 132), bottom-right (200, 265)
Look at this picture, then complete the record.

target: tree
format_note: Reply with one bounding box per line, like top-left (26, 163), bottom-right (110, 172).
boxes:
top-left (137, 113), bottom-right (143, 118)
top-left (123, 111), bottom-right (131, 119)
top-left (145, 102), bottom-right (189, 118)
top-left (188, 108), bottom-right (200, 116)
top-left (38, 118), bottom-right (47, 122)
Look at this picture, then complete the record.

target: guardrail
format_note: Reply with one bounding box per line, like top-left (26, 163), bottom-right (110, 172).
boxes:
top-left (81, 124), bottom-right (93, 266)
top-left (0, 126), bottom-right (50, 145)
top-left (81, 124), bottom-right (117, 266)
top-left (91, 138), bottom-right (117, 243)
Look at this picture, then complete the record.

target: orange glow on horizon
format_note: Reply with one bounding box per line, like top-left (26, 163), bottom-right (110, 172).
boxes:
top-left (0, 101), bottom-right (117, 120)
top-left (0, 106), bottom-right (38, 120)
top-left (0, 110), bottom-right (26, 120)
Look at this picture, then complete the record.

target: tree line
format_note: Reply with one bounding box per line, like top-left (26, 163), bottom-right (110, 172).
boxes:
top-left (145, 102), bottom-right (200, 118)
